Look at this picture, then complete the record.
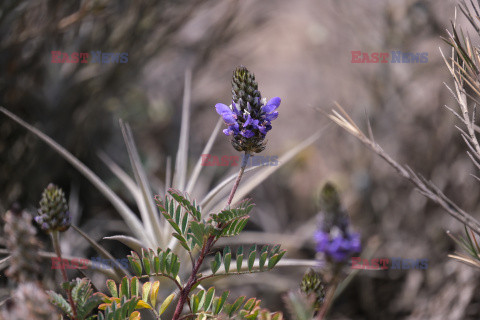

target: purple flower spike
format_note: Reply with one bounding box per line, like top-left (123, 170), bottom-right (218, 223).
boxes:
top-left (215, 66), bottom-right (281, 153)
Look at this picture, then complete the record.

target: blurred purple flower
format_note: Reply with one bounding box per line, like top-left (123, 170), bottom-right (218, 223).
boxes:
top-left (314, 230), bottom-right (361, 263)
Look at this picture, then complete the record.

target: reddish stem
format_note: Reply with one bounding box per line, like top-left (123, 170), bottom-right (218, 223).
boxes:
top-left (51, 231), bottom-right (78, 320)
top-left (172, 236), bottom-right (215, 319)
top-left (226, 153), bottom-right (249, 206)
top-left (172, 152), bottom-right (249, 319)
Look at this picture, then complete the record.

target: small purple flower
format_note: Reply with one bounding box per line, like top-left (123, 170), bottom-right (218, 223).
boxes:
top-left (215, 97), bottom-right (281, 140)
top-left (314, 230), bottom-right (361, 263)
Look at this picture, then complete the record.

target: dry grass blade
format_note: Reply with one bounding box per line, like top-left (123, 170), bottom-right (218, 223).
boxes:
top-left (186, 118), bottom-right (222, 194)
top-left (199, 166), bottom-right (262, 210)
top-left (71, 225), bottom-right (131, 278)
top-left (103, 235), bottom-right (145, 253)
top-left (119, 120), bottom-right (163, 247)
top-left (0, 107), bottom-right (149, 245)
top-left (329, 105), bottom-right (480, 237)
top-left (448, 253), bottom-right (480, 269)
top-left (0, 256), bottom-right (10, 271)
top-left (173, 69), bottom-right (192, 191)
top-left (205, 129), bottom-right (325, 214)
top-left (216, 232), bottom-right (308, 250)
top-left (166, 156), bottom-right (172, 190)
top-left (0, 248), bottom-right (122, 281)
top-left (98, 151), bottom-right (141, 203)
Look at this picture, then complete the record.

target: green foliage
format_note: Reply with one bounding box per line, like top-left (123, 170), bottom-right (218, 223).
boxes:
top-left (188, 288), bottom-right (283, 319)
top-left (210, 199), bottom-right (253, 238)
top-left (95, 276), bottom-right (175, 319)
top-left (210, 199), bottom-right (253, 223)
top-left (127, 248), bottom-right (181, 280)
top-left (96, 296), bottom-right (141, 320)
top-left (448, 226), bottom-right (480, 269)
top-left (155, 191), bottom-right (255, 252)
top-left (96, 277), bottom-right (162, 310)
top-left (189, 220), bottom-right (214, 249)
top-left (45, 189), bottom-right (284, 320)
top-left (49, 290), bottom-right (72, 317)
top-left (168, 189), bottom-right (202, 221)
top-left (208, 245), bottom-right (286, 276)
top-left (155, 189), bottom-right (205, 252)
top-left (48, 278), bottom-right (102, 320)
top-left (457, 226), bottom-right (480, 260)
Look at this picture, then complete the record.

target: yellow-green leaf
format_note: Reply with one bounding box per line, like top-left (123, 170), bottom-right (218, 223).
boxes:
top-left (142, 282), bottom-right (151, 303)
top-left (158, 293), bottom-right (175, 316)
top-left (129, 311), bottom-right (141, 320)
top-left (131, 277), bottom-right (139, 297)
top-left (135, 300), bottom-right (152, 309)
top-left (150, 281), bottom-right (160, 308)
top-left (106, 279), bottom-right (118, 298)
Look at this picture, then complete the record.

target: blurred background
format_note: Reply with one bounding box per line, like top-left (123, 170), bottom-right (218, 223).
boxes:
top-left (1, 0), bottom-right (480, 319)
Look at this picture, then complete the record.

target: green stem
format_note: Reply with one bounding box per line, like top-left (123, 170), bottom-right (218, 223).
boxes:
top-left (51, 231), bottom-right (78, 320)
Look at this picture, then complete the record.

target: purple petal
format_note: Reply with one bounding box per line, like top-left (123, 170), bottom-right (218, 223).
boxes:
top-left (223, 123), bottom-right (240, 136)
top-left (222, 113), bottom-right (237, 125)
top-left (265, 111), bottom-right (278, 121)
top-left (215, 103), bottom-right (232, 115)
top-left (231, 123), bottom-right (240, 134)
top-left (243, 114), bottom-right (253, 127)
top-left (241, 130), bottom-right (255, 138)
top-left (314, 231), bottom-right (330, 252)
top-left (349, 233), bottom-right (362, 252)
top-left (262, 97), bottom-right (281, 113)
top-left (232, 101), bottom-right (241, 115)
top-left (246, 102), bottom-right (252, 112)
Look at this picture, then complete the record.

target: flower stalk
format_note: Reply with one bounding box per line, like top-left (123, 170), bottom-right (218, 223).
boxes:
top-left (316, 268), bottom-right (341, 320)
top-left (51, 231), bottom-right (78, 320)
top-left (226, 152), bottom-right (250, 206)
top-left (172, 153), bottom-right (250, 320)
top-left (171, 66), bottom-right (279, 319)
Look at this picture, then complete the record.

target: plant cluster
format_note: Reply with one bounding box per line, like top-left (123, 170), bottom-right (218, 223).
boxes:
top-left (1, 66), bottom-right (328, 320)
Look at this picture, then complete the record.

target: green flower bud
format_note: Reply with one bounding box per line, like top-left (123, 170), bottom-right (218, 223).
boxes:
top-left (318, 182), bottom-right (348, 233)
top-left (35, 183), bottom-right (71, 233)
top-left (232, 66), bottom-right (263, 113)
top-left (300, 268), bottom-right (326, 309)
